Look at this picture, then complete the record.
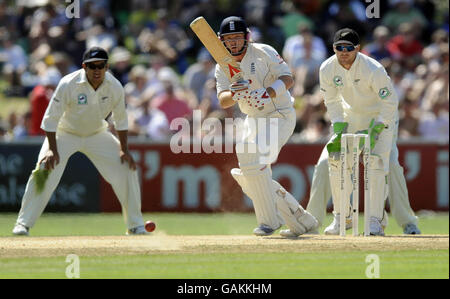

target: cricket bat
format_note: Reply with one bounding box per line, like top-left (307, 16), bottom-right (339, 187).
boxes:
top-left (190, 16), bottom-right (243, 82)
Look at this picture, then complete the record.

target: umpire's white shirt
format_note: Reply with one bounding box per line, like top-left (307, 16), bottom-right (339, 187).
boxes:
top-left (319, 52), bottom-right (399, 132)
top-left (41, 69), bottom-right (128, 136)
top-left (215, 43), bottom-right (294, 117)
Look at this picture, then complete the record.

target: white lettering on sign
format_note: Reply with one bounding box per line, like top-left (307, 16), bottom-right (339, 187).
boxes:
top-left (162, 165), bottom-right (221, 209)
top-left (437, 150), bottom-right (449, 208)
top-left (404, 151), bottom-right (420, 181)
top-left (272, 164), bottom-right (306, 204)
top-left (0, 154), bottom-right (23, 176)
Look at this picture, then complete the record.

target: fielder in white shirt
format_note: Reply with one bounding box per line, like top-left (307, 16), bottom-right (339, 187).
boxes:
top-left (12, 47), bottom-right (148, 236)
top-left (215, 16), bottom-right (318, 237)
top-left (315, 28), bottom-right (406, 236)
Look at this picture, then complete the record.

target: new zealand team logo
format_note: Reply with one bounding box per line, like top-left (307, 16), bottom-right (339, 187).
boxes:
top-left (378, 87), bottom-right (391, 99)
top-left (77, 93), bottom-right (87, 105)
top-left (333, 75), bottom-right (343, 86)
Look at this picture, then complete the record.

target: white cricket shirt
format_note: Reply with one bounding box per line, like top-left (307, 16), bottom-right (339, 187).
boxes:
top-left (215, 42), bottom-right (294, 116)
top-left (319, 52), bottom-right (399, 131)
top-left (41, 69), bottom-right (128, 136)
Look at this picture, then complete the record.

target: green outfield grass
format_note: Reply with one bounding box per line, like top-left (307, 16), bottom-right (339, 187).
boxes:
top-left (0, 212), bottom-right (448, 279)
top-left (1, 250), bottom-right (448, 279)
top-left (0, 212), bottom-right (448, 236)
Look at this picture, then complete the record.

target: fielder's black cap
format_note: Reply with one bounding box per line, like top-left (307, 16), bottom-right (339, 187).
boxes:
top-left (219, 16), bottom-right (249, 36)
top-left (82, 46), bottom-right (109, 63)
top-left (333, 28), bottom-right (360, 46)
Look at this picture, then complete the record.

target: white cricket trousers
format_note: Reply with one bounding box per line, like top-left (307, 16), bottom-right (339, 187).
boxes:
top-left (16, 129), bottom-right (144, 229)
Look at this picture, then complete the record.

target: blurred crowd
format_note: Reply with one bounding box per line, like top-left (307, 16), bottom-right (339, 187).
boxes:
top-left (0, 0), bottom-right (448, 143)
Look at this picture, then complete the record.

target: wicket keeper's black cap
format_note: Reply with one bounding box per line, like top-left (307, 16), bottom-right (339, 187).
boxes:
top-left (333, 28), bottom-right (360, 46)
top-left (82, 47), bottom-right (109, 63)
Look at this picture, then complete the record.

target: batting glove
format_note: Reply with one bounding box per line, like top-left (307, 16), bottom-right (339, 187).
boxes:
top-left (229, 79), bottom-right (251, 93)
top-left (245, 88), bottom-right (272, 111)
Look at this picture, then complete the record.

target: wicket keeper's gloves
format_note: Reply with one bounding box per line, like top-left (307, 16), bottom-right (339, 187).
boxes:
top-left (326, 122), bottom-right (348, 159)
top-left (32, 164), bottom-right (50, 195)
top-left (368, 119), bottom-right (386, 150)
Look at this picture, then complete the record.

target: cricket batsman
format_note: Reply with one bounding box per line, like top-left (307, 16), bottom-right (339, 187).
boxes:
top-left (12, 47), bottom-right (148, 236)
top-left (215, 16), bottom-right (318, 237)
top-left (316, 28), bottom-right (401, 236)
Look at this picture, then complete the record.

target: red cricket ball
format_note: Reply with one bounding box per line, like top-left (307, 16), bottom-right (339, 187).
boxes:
top-left (145, 220), bottom-right (156, 232)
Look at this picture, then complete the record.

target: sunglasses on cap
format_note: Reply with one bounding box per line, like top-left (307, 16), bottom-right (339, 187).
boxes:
top-left (335, 45), bottom-right (356, 52)
top-left (86, 62), bottom-right (107, 70)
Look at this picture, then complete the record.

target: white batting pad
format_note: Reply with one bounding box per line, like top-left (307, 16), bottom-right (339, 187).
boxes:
top-left (274, 182), bottom-right (318, 235)
top-left (368, 169), bottom-right (388, 220)
top-left (231, 167), bottom-right (282, 230)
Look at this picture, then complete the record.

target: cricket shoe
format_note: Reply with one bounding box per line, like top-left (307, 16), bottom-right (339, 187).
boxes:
top-left (403, 223), bottom-right (421, 235)
top-left (253, 224), bottom-right (278, 236)
top-left (279, 228), bottom-right (319, 237)
top-left (12, 223), bottom-right (29, 236)
top-left (126, 225), bottom-right (149, 235)
top-left (369, 217), bottom-right (385, 236)
top-left (324, 213), bottom-right (352, 235)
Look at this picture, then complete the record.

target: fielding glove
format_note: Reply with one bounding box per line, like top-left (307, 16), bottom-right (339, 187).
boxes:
top-left (326, 122), bottom-right (348, 159)
top-left (368, 119), bottom-right (386, 150)
top-left (32, 163), bottom-right (50, 194)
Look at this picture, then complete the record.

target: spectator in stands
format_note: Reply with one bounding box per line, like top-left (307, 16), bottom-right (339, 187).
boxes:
top-left (50, 51), bottom-right (77, 76)
top-left (183, 48), bottom-right (215, 105)
top-left (197, 77), bottom-right (220, 120)
top-left (382, 0), bottom-right (428, 34)
top-left (399, 98), bottom-right (421, 139)
top-left (295, 113), bottom-right (329, 143)
top-left (109, 47), bottom-right (132, 85)
top-left (124, 64), bottom-right (149, 114)
top-left (135, 99), bottom-right (170, 141)
top-left (0, 31), bottom-right (27, 96)
top-left (283, 24), bottom-right (326, 66)
top-left (150, 80), bottom-right (192, 124)
top-left (11, 111), bottom-right (31, 139)
top-left (290, 31), bottom-right (323, 97)
top-left (362, 25), bottom-right (392, 61)
top-left (137, 9), bottom-right (191, 73)
top-left (418, 99), bottom-right (449, 141)
top-left (29, 67), bottom-right (61, 136)
top-left (421, 66), bottom-right (449, 112)
top-left (387, 22), bottom-right (424, 62)
top-left (281, 3), bottom-right (314, 39)
top-left (0, 120), bottom-right (6, 141)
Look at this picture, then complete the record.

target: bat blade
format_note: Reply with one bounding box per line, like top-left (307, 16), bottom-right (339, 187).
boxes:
top-left (190, 16), bottom-right (243, 82)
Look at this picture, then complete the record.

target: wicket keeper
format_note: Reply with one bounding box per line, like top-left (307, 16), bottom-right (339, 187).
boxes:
top-left (318, 28), bottom-right (400, 236)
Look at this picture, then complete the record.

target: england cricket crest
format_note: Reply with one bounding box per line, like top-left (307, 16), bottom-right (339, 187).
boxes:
top-left (77, 93), bottom-right (88, 105)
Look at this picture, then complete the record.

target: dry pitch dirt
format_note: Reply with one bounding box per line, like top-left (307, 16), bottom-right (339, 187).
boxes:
top-left (1, 234), bottom-right (448, 258)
